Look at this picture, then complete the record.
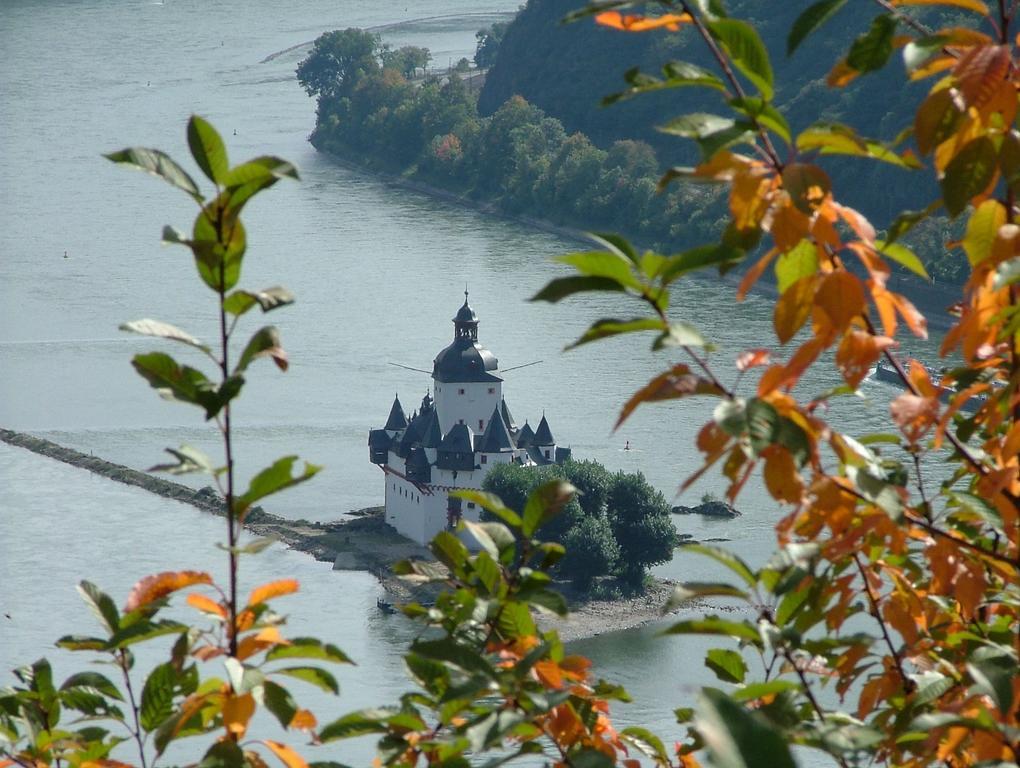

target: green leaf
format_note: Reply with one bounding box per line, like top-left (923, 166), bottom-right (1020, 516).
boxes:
top-left (452, 489), bottom-right (522, 529)
top-left (56, 635), bottom-right (108, 651)
top-left (659, 114), bottom-right (755, 159)
top-left (262, 680), bottom-right (298, 730)
top-left (223, 286), bottom-right (295, 316)
top-left (471, 550), bottom-right (502, 594)
top-left (775, 240), bottom-right (818, 294)
top-left (796, 123), bottom-right (921, 168)
top-left (846, 15), bottom-right (897, 75)
top-left (265, 637), bottom-right (353, 664)
top-left (187, 116), bottom-right (229, 185)
top-left (272, 666), bottom-right (339, 695)
top-left (657, 244), bottom-right (744, 283)
top-left (77, 581), bottom-right (120, 635)
top-left (522, 480), bottom-right (577, 538)
top-left (680, 544), bottom-right (757, 588)
top-left (107, 619), bottom-right (188, 649)
top-left (730, 680), bottom-right (800, 702)
top-left (60, 672), bottom-right (124, 702)
top-left (620, 727), bottom-right (670, 764)
top-left (139, 663), bottom-right (176, 731)
top-left (320, 709), bottom-right (399, 738)
top-left (234, 456), bottom-right (321, 516)
top-left (120, 318), bottom-right (208, 352)
top-left (729, 97), bottom-right (790, 144)
top-left (967, 649), bottom-right (1016, 712)
top-left (654, 322), bottom-right (706, 349)
top-left (199, 739), bottom-right (244, 768)
top-left (191, 205), bottom-right (246, 292)
top-left (411, 639), bottom-right (495, 678)
top-left (705, 648), bottom-right (748, 684)
top-left (431, 530), bottom-right (470, 573)
top-left (707, 19), bottom-right (774, 100)
top-left (497, 601), bottom-right (537, 639)
top-left (531, 276), bottom-right (627, 303)
top-left (105, 147), bottom-right (202, 202)
top-left (130, 352), bottom-right (223, 419)
top-left (941, 136), bottom-right (997, 217)
top-left (557, 250), bottom-right (641, 289)
top-left (224, 155), bottom-right (298, 187)
top-left (788, 0), bottom-right (848, 55)
top-left (588, 232), bottom-right (640, 264)
top-left (662, 617), bottom-right (762, 644)
top-left (666, 582), bottom-right (751, 611)
top-left (235, 325), bottom-right (287, 373)
top-left (915, 87), bottom-right (965, 156)
top-left (148, 445), bottom-right (217, 475)
top-left (876, 240), bottom-right (929, 280)
top-left (696, 688), bottom-right (797, 768)
top-left (884, 202), bottom-right (941, 244)
top-left (567, 318), bottom-right (663, 350)
top-left (603, 61), bottom-right (725, 106)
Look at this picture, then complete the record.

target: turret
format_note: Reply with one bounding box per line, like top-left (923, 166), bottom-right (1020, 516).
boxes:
top-left (384, 394), bottom-right (407, 432)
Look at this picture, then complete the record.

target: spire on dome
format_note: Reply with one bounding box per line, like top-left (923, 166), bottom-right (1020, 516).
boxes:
top-left (453, 290), bottom-right (479, 340)
top-left (534, 414), bottom-right (555, 446)
top-left (479, 406), bottom-right (515, 453)
top-left (384, 394), bottom-right (407, 430)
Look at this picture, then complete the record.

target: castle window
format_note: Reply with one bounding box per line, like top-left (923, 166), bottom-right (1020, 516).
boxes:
top-left (478, 419), bottom-right (484, 430)
top-left (545, 450), bottom-right (550, 459)
top-left (458, 388), bottom-right (465, 395)
top-left (488, 387), bottom-right (495, 394)
top-left (481, 455), bottom-right (487, 465)
top-left (467, 502), bottom-right (475, 509)
top-left (459, 419), bottom-right (464, 425)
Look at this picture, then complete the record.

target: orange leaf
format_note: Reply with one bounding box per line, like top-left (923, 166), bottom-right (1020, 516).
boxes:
top-left (236, 626), bottom-right (288, 661)
top-left (893, 0), bottom-right (989, 13)
top-left (125, 571), bottom-right (212, 612)
top-left (762, 445), bottom-right (804, 503)
top-left (836, 330), bottom-right (896, 389)
top-left (223, 693), bottom-right (255, 738)
top-left (768, 200), bottom-right (811, 252)
top-left (736, 348), bottom-right (771, 371)
top-left (953, 44), bottom-right (1010, 111)
top-left (616, 365), bottom-right (722, 429)
top-left (890, 392), bottom-right (940, 444)
top-left (774, 275), bottom-right (818, 344)
top-left (535, 660), bottom-right (565, 689)
top-left (813, 272), bottom-right (865, 335)
top-left (262, 741), bottom-right (309, 768)
top-left (289, 709), bottom-right (317, 732)
top-left (247, 579), bottom-right (299, 607)
top-left (736, 247), bottom-right (778, 300)
top-left (594, 11), bottom-right (691, 32)
top-left (187, 593), bottom-right (227, 619)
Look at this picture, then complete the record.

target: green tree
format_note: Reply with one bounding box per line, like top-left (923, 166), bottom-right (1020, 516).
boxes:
top-left (381, 45), bottom-right (432, 79)
top-left (474, 21), bottom-right (509, 69)
top-left (606, 471), bottom-right (676, 585)
top-left (297, 28), bottom-right (380, 100)
top-left (561, 514), bottom-right (620, 588)
top-left (562, 458), bottom-right (612, 517)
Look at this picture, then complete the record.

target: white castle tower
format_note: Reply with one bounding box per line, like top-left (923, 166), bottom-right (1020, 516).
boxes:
top-left (368, 292), bottom-right (570, 545)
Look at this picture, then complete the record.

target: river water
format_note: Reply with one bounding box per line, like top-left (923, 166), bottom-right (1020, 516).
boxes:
top-left (1, 1), bottom-right (946, 764)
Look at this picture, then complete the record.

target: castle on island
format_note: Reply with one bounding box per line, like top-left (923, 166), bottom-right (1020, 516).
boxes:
top-left (368, 293), bottom-right (570, 545)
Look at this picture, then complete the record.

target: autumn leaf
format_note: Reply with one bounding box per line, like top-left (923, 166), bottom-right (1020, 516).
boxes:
top-left (247, 578), bottom-right (299, 607)
top-left (762, 445), bottom-right (804, 503)
top-left (616, 364), bottom-right (723, 428)
top-left (187, 593), bottom-right (228, 619)
top-left (736, 348), bottom-right (771, 371)
top-left (595, 11), bottom-right (692, 32)
top-left (124, 570), bottom-right (212, 612)
top-left (262, 741), bottom-right (309, 768)
top-left (836, 330), bottom-right (896, 388)
top-left (223, 693), bottom-right (256, 738)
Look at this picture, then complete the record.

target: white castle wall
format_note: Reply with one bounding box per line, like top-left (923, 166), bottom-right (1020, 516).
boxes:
top-left (434, 380), bottom-right (502, 435)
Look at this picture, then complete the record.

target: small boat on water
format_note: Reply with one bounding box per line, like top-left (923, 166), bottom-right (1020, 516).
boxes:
top-left (869, 360), bottom-right (987, 411)
top-left (376, 598), bottom-right (397, 615)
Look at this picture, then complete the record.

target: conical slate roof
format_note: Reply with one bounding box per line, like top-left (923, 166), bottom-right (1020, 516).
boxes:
top-left (479, 406), bottom-right (515, 453)
top-left (534, 414), bottom-right (555, 446)
top-left (384, 395), bottom-right (407, 430)
top-left (516, 421), bottom-right (535, 449)
top-left (420, 408), bottom-right (443, 448)
top-left (439, 423), bottom-right (474, 453)
top-left (500, 397), bottom-right (517, 432)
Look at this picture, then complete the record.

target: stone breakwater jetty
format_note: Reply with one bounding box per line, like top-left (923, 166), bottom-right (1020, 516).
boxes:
top-left (2, 428), bottom-right (700, 641)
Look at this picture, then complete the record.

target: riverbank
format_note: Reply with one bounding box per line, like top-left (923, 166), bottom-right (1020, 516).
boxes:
top-left (1, 428), bottom-right (682, 642)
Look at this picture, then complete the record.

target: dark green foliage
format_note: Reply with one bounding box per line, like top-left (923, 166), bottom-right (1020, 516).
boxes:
top-left (561, 515), bottom-right (620, 588)
top-left (482, 460), bottom-right (675, 589)
top-left (474, 21), bottom-right (509, 69)
top-left (606, 471), bottom-right (676, 585)
top-left (297, 28), bottom-right (381, 100)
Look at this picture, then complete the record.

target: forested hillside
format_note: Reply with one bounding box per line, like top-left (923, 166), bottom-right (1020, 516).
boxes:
top-left (480, 0), bottom-right (940, 224)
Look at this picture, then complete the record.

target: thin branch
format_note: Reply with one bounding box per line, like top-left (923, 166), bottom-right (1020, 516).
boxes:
top-left (904, 509), bottom-right (1019, 569)
top-left (675, 0), bottom-right (784, 171)
top-left (852, 554), bottom-right (914, 692)
top-left (118, 650), bottom-right (149, 768)
top-left (910, 449), bottom-right (932, 522)
top-left (784, 649), bottom-right (852, 768)
top-left (871, 0), bottom-right (962, 59)
top-left (648, 296), bottom-right (734, 398)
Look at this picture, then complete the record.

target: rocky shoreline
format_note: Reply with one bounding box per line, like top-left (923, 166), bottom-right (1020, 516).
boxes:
top-left (1, 428), bottom-right (683, 642)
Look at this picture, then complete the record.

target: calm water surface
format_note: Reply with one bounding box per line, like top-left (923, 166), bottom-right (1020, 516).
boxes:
top-left (1, 2), bottom-right (945, 763)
